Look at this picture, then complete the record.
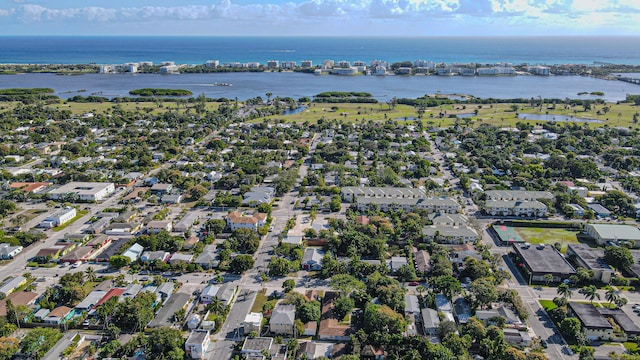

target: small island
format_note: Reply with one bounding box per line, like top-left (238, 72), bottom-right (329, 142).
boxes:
top-left (129, 88), bottom-right (193, 96)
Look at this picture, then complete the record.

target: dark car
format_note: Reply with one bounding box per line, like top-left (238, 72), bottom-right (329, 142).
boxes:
top-left (541, 340), bottom-right (548, 349)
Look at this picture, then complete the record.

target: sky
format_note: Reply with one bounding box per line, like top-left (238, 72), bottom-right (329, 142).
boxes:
top-left (0, 0), bottom-right (639, 36)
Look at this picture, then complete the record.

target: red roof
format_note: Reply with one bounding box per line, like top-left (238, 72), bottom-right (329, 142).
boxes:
top-left (95, 288), bottom-right (125, 307)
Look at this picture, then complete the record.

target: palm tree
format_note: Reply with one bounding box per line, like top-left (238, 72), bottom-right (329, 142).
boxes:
top-left (557, 283), bottom-right (573, 299)
top-left (416, 285), bottom-right (426, 298)
top-left (85, 266), bottom-right (97, 282)
top-left (582, 285), bottom-right (600, 304)
top-left (543, 274), bottom-right (554, 286)
top-left (604, 286), bottom-right (617, 307)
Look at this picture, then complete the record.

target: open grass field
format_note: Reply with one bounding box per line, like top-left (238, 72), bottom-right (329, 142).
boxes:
top-left (258, 100), bottom-right (640, 128)
top-left (51, 101), bottom-right (222, 115)
top-left (1, 95), bottom-right (638, 128)
top-left (514, 227), bottom-right (580, 253)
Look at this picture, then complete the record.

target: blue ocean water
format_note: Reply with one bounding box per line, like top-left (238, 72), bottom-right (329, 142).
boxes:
top-left (1, 36), bottom-right (640, 65)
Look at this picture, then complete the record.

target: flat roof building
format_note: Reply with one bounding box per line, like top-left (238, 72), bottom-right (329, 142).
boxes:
top-left (584, 224), bottom-right (640, 247)
top-left (566, 244), bottom-right (614, 283)
top-left (48, 182), bottom-right (115, 202)
top-left (512, 243), bottom-right (575, 284)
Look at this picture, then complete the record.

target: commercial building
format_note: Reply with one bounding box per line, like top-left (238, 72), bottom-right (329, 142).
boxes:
top-left (0, 243), bottom-right (23, 259)
top-left (39, 207), bottom-right (77, 228)
top-left (48, 182), bottom-right (115, 202)
top-left (584, 224), bottom-right (640, 247)
top-left (511, 243), bottom-right (576, 284)
top-left (566, 244), bottom-right (615, 283)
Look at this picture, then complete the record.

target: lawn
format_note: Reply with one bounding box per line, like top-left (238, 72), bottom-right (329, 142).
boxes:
top-left (514, 227), bottom-right (580, 253)
top-left (539, 299), bottom-right (557, 312)
top-left (250, 289), bottom-right (268, 313)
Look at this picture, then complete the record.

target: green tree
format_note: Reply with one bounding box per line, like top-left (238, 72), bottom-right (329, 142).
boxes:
top-left (229, 255), bottom-right (255, 274)
top-left (581, 285), bottom-right (600, 304)
top-left (146, 328), bottom-right (185, 360)
top-left (470, 278), bottom-right (498, 309)
top-left (333, 295), bottom-right (355, 320)
top-left (604, 286), bottom-right (618, 308)
top-left (230, 228), bottom-right (260, 254)
top-left (20, 327), bottom-right (62, 360)
top-left (283, 279), bottom-right (296, 293)
top-left (604, 246), bottom-right (634, 272)
top-left (543, 273), bottom-right (554, 286)
top-left (268, 257), bottom-right (292, 277)
top-left (85, 266), bottom-right (97, 282)
top-left (298, 300), bottom-right (321, 323)
top-left (0, 337), bottom-right (19, 359)
top-left (480, 326), bottom-right (508, 360)
top-left (109, 255), bottom-right (130, 268)
top-left (433, 275), bottom-right (462, 300)
top-left (559, 317), bottom-right (582, 342)
top-left (557, 283), bottom-right (573, 299)
top-left (363, 304), bottom-right (407, 334)
top-left (330, 274), bottom-right (365, 295)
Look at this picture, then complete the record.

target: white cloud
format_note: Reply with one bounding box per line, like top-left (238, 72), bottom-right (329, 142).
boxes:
top-left (0, 0), bottom-right (638, 34)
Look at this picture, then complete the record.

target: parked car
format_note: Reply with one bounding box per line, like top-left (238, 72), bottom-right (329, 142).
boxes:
top-left (541, 340), bottom-right (548, 349)
top-left (408, 281), bottom-right (420, 286)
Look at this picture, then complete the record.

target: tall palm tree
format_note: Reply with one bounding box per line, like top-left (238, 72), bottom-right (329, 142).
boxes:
top-left (416, 285), bottom-right (426, 298)
top-left (582, 285), bottom-right (600, 304)
top-left (604, 286), bottom-right (618, 307)
top-left (557, 283), bottom-right (573, 299)
top-left (85, 266), bottom-right (96, 282)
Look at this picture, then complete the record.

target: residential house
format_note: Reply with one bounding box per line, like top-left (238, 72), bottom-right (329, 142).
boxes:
top-left (122, 243), bottom-right (144, 262)
top-left (242, 186), bottom-right (275, 206)
top-left (185, 330), bottom-right (210, 359)
top-left (422, 225), bottom-right (480, 244)
top-left (318, 291), bottom-right (353, 341)
top-left (386, 256), bottom-right (408, 274)
top-left (174, 213), bottom-right (200, 233)
top-left (76, 290), bottom-right (108, 312)
top-left (0, 291), bottom-right (39, 317)
top-left (244, 312), bottom-right (263, 334)
top-left (194, 245), bottom-right (220, 269)
top-left (503, 328), bottom-right (532, 346)
top-left (413, 250), bottom-right (431, 277)
top-left (169, 253), bottom-right (193, 264)
top-left (0, 276), bottom-right (26, 297)
top-left (141, 251), bottom-right (170, 263)
top-left (270, 303), bottom-right (296, 335)
top-left (302, 248), bottom-right (324, 271)
top-left (297, 342), bottom-right (316, 360)
top-left (44, 306), bottom-right (73, 324)
top-left (146, 220), bottom-right (173, 233)
top-left (200, 285), bottom-right (220, 304)
top-left (226, 211), bottom-right (267, 232)
top-left (421, 308), bottom-right (440, 335)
